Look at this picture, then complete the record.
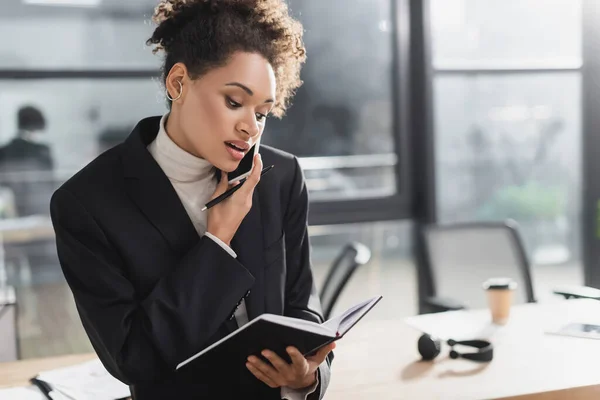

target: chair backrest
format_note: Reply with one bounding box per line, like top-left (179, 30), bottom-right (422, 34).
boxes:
top-left (417, 221), bottom-right (535, 313)
top-left (319, 242), bottom-right (372, 320)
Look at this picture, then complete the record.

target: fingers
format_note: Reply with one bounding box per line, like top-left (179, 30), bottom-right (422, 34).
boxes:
top-left (286, 347), bottom-right (310, 376)
top-left (247, 356), bottom-right (281, 387)
top-left (240, 153), bottom-right (263, 196)
top-left (261, 350), bottom-right (291, 374)
top-left (317, 342), bottom-right (336, 359)
top-left (210, 170), bottom-right (229, 200)
top-left (307, 342), bottom-right (336, 364)
top-left (286, 347), bottom-right (309, 368)
top-left (246, 361), bottom-right (279, 388)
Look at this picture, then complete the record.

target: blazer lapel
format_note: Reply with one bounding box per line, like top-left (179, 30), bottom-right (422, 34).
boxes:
top-left (231, 190), bottom-right (266, 320)
top-left (121, 117), bottom-right (198, 256)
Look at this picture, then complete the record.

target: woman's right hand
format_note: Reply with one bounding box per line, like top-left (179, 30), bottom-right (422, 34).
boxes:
top-left (206, 154), bottom-right (263, 246)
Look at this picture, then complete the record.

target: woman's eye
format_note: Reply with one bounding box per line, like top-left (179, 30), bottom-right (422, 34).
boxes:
top-left (226, 97), bottom-right (242, 108)
top-left (256, 113), bottom-right (267, 122)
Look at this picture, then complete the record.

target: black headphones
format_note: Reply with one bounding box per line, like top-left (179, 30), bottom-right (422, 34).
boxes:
top-left (417, 333), bottom-right (494, 362)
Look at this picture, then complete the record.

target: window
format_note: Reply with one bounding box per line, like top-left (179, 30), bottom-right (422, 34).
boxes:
top-left (263, 0), bottom-right (400, 202)
top-left (0, 2), bottom-right (158, 70)
top-left (0, 79), bottom-right (166, 173)
top-left (1, 0), bottom-right (409, 218)
top-left (430, 0), bottom-right (582, 68)
top-left (431, 0), bottom-right (584, 267)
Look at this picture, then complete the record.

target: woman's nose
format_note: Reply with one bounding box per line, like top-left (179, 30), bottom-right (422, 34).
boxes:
top-left (237, 119), bottom-right (260, 137)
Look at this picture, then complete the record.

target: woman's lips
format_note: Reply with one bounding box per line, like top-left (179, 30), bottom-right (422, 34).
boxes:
top-left (225, 143), bottom-right (246, 160)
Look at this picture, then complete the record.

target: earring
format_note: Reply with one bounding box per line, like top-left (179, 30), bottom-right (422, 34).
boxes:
top-left (166, 80), bottom-right (183, 102)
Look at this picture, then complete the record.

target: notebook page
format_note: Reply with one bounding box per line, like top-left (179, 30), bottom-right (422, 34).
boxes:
top-left (323, 296), bottom-right (381, 333)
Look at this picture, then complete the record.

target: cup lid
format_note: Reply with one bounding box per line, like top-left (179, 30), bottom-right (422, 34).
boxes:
top-left (482, 277), bottom-right (517, 290)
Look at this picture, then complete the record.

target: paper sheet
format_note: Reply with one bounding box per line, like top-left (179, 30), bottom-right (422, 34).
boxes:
top-left (37, 359), bottom-right (130, 400)
top-left (404, 309), bottom-right (501, 340)
top-left (546, 322), bottom-right (600, 340)
top-left (0, 386), bottom-right (45, 400)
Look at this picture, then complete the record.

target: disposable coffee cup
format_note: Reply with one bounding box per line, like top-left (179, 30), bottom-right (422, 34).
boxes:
top-left (482, 277), bottom-right (517, 325)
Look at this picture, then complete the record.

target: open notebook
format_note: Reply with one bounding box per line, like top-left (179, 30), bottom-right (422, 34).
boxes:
top-left (177, 295), bottom-right (382, 372)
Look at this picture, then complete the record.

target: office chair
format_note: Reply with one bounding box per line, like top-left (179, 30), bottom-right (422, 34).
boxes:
top-left (416, 220), bottom-right (600, 315)
top-left (319, 242), bottom-right (372, 320)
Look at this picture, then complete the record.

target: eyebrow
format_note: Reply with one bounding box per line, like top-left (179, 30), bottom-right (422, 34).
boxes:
top-left (225, 82), bottom-right (274, 104)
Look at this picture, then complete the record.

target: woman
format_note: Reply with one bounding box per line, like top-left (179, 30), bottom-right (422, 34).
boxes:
top-left (49, 0), bottom-right (334, 398)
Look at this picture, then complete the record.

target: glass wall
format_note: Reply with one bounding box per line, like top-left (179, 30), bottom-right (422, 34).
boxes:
top-left (430, 0), bottom-right (581, 68)
top-left (266, 0), bottom-right (398, 201)
top-left (0, 0), bottom-right (401, 206)
top-left (430, 0), bottom-right (583, 268)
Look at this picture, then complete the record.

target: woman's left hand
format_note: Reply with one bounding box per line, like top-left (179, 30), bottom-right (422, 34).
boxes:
top-left (246, 342), bottom-right (336, 389)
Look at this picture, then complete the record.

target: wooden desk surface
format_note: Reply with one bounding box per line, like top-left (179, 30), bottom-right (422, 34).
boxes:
top-left (326, 299), bottom-right (600, 400)
top-left (0, 215), bottom-right (55, 244)
top-left (0, 353), bottom-right (96, 388)
top-left (1, 300), bottom-right (599, 399)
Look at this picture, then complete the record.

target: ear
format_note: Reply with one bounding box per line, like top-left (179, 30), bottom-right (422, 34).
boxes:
top-left (165, 62), bottom-right (188, 103)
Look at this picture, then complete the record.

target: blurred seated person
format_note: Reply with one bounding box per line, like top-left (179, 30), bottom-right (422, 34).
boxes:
top-left (0, 106), bottom-right (53, 170)
top-left (0, 107), bottom-right (58, 276)
top-left (0, 106), bottom-right (54, 217)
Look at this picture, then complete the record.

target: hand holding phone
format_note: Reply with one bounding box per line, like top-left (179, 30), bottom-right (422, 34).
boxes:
top-left (206, 153), bottom-right (263, 246)
top-left (202, 165), bottom-right (273, 212)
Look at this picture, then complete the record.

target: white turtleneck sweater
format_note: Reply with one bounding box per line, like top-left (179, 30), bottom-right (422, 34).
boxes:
top-left (147, 114), bottom-right (317, 400)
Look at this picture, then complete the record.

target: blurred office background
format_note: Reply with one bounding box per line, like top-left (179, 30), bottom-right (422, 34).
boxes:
top-left (1, 0), bottom-right (598, 360)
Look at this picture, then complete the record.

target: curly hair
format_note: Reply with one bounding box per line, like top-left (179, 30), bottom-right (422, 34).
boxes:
top-left (147, 0), bottom-right (306, 118)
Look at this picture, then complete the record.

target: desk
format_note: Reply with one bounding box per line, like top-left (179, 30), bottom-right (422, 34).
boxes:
top-left (0, 353), bottom-right (96, 388)
top-left (1, 300), bottom-right (599, 399)
top-left (326, 299), bottom-right (600, 400)
top-left (0, 215), bottom-right (55, 244)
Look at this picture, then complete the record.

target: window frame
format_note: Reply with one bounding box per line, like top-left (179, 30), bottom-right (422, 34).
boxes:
top-left (581, 0), bottom-right (600, 288)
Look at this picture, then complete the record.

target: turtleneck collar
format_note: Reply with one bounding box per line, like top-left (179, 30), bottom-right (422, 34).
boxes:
top-left (149, 113), bottom-right (214, 183)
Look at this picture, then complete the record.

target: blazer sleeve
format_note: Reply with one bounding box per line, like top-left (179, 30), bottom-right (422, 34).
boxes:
top-left (50, 188), bottom-right (255, 385)
top-left (282, 157), bottom-right (333, 400)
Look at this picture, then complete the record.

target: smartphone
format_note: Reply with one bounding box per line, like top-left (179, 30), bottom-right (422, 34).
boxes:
top-left (227, 136), bottom-right (261, 184)
top-left (549, 322), bottom-right (600, 340)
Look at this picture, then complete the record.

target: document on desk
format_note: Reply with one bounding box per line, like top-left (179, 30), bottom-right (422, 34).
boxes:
top-left (546, 322), bottom-right (600, 340)
top-left (405, 309), bottom-right (500, 340)
top-left (0, 386), bottom-right (45, 400)
top-left (34, 359), bottom-right (130, 400)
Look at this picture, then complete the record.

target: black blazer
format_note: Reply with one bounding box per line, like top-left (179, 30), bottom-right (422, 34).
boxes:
top-left (50, 116), bottom-right (332, 399)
